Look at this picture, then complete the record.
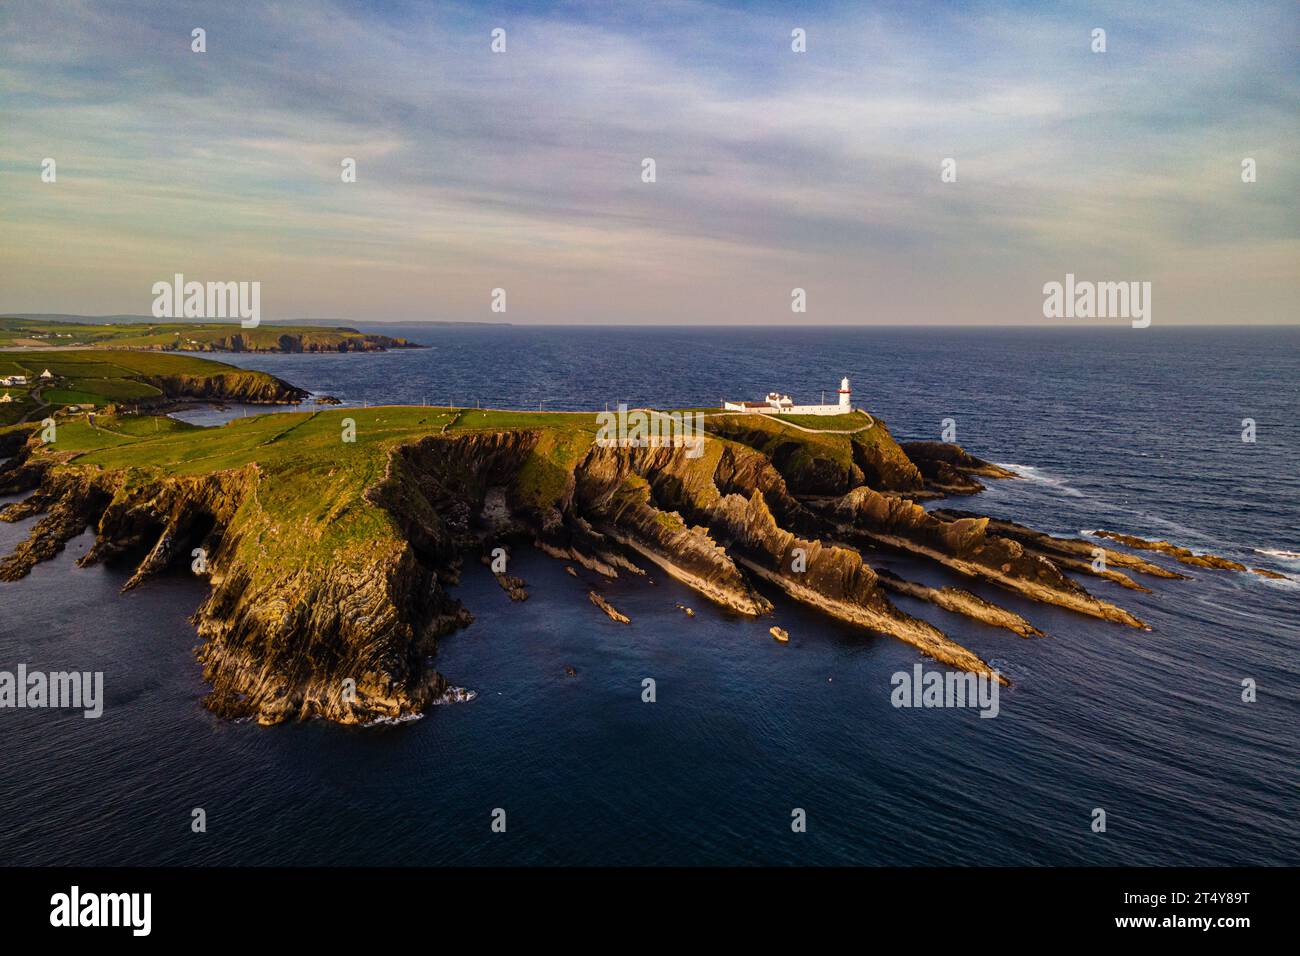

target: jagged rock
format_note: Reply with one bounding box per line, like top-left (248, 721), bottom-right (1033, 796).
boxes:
top-left (4, 395), bottom-right (1200, 726)
top-left (875, 568), bottom-right (1042, 637)
top-left (770, 626), bottom-right (790, 642)
top-left (1093, 529), bottom-right (1250, 573)
top-left (826, 486), bottom-right (1146, 629)
top-left (937, 510), bottom-right (1185, 581)
top-left (494, 573), bottom-right (529, 601)
top-left (901, 441), bottom-right (1019, 481)
top-left (589, 591), bottom-right (630, 624)
top-left (141, 371), bottom-right (306, 405)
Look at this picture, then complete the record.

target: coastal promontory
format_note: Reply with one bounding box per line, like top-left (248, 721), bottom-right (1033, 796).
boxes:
top-left (0, 353), bottom-right (1242, 726)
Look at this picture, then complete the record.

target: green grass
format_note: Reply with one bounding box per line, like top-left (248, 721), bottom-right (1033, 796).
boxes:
top-left (2, 395), bottom-right (904, 585)
top-left (5, 349), bottom-right (244, 376)
top-left (27, 361), bottom-right (135, 378)
top-left (753, 410), bottom-right (873, 431)
top-left (0, 350), bottom-right (296, 414)
top-left (66, 377), bottom-right (162, 400)
top-left (707, 412), bottom-right (856, 473)
top-left (42, 388), bottom-right (104, 407)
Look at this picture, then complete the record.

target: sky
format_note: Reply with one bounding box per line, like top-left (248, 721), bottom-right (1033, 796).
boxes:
top-left (1, 0), bottom-right (1296, 325)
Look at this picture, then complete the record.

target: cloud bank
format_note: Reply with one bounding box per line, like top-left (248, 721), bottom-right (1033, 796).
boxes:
top-left (1, 0), bottom-right (1296, 324)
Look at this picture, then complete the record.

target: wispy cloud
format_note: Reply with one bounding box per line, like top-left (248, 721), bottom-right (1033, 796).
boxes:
top-left (1, 0), bottom-right (1296, 323)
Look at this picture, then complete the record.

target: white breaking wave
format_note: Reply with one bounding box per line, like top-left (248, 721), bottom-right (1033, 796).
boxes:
top-left (1255, 548), bottom-right (1300, 561)
top-left (995, 463), bottom-right (1085, 497)
top-left (365, 712), bottom-right (426, 726)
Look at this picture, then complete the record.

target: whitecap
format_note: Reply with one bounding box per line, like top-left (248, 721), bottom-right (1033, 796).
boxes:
top-left (430, 686), bottom-right (477, 706)
top-left (365, 712), bottom-right (426, 726)
top-left (1255, 548), bottom-right (1300, 561)
top-left (994, 463), bottom-right (1085, 497)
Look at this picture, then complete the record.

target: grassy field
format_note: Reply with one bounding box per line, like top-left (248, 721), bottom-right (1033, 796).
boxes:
top-left (0, 350), bottom-right (292, 425)
top-left (747, 410), bottom-right (873, 431)
top-left (0, 404), bottom-right (604, 572)
top-left (0, 388), bottom-right (920, 588)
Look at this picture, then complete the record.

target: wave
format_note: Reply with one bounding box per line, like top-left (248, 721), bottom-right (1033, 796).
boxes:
top-left (994, 463), bottom-right (1086, 497)
top-left (365, 713), bottom-right (426, 726)
top-left (1255, 548), bottom-right (1300, 561)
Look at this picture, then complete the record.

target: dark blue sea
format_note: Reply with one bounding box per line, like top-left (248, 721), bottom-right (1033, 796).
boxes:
top-left (1, 326), bottom-right (1297, 865)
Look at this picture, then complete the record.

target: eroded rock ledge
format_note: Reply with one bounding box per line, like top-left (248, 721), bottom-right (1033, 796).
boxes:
top-left (0, 412), bottom-right (1203, 725)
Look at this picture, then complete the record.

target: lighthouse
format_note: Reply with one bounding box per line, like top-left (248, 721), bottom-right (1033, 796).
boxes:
top-left (723, 376), bottom-right (853, 416)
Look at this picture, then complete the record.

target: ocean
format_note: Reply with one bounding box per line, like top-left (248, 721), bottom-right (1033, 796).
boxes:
top-left (1, 325), bottom-right (1296, 865)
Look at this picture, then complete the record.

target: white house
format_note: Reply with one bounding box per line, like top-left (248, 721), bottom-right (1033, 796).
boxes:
top-left (0, 375), bottom-right (28, 387)
top-left (724, 377), bottom-right (853, 416)
top-left (0, 392), bottom-right (12, 404)
top-left (39, 368), bottom-right (55, 380)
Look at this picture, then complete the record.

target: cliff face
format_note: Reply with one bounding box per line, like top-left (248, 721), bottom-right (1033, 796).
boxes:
top-left (175, 331), bottom-right (419, 354)
top-left (142, 371), bottom-right (308, 404)
top-left (0, 406), bottom-right (1194, 726)
top-left (705, 414), bottom-right (925, 497)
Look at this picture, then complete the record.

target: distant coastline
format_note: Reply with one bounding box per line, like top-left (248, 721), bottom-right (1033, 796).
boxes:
top-left (0, 315), bottom-right (430, 354)
top-left (2, 313), bottom-right (508, 327)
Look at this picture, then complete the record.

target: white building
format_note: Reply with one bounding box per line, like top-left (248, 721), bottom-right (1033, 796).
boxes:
top-left (724, 377), bottom-right (853, 416)
top-left (0, 392), bottom-right (12, 403)
top-left (0, 375), bottom-right (28, 387)
top-left (39, 368), bottom-right (54, 380)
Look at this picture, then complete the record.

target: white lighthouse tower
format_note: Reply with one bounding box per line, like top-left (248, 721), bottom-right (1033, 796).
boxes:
top-left (723, 376), bottom-right (854, 416)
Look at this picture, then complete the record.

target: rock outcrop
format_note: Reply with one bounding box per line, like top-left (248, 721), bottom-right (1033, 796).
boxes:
top-left (931, 510), bottom-right (1174, 591)
top-left (1092, 529), bottom-right (1288, 580)
top-left (141, 370), bottom-right (307, 405)
top-left (824, 486), bottom-right (1146, 628)
top-left (2, 402), bottom-right (1198, 726)
top-left (875, 568), bottom-right (1043, 638)
top-left (589, 591), bottom-right (630, 624)
top-left (901, 441), bottom-right (1018, 495)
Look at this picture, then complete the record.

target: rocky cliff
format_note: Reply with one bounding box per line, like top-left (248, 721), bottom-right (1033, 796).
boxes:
top-left (172, 331), bottom-right (420, 354)
top-left (141, 370), bottom-right (308, 404)
top-left (0, 404), bottom-right (1218, 726)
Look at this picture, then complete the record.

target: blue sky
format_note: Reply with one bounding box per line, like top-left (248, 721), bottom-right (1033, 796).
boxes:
top-left (1, 0), bottom-right (1296, 324)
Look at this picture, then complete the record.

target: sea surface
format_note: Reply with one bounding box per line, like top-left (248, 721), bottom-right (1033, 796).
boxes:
top-left (1, 325), bottom-right (1297, 865)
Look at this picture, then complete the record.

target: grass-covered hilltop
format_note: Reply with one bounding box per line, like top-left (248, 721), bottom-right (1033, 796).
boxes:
top-left (0, 349), bottom-right (307, 426)
top-left (0, 315), bottom-right (422, 354)
top-left (0, 351), bottom-right (1256, 726)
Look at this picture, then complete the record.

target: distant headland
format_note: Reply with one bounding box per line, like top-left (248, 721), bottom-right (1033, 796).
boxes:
top-left (0, 315), bottom-right (427, 354)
